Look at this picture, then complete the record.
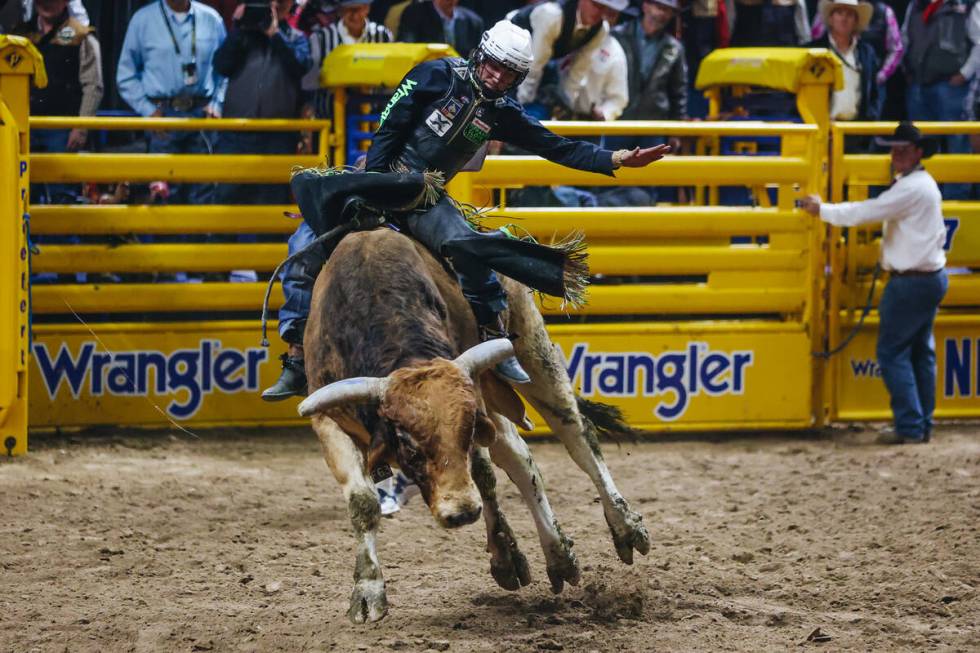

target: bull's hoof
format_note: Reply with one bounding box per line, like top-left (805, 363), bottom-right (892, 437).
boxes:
top-left (606, 502), bottom-right (650, 565)
top-left (544, 531), bottom-right (580, 594)
top-left (488, 525), bottom-right (532, 591)
top-left (347, 580), bottom-right (388, 624)
top-left (490, 550), bottom-right (532, 591)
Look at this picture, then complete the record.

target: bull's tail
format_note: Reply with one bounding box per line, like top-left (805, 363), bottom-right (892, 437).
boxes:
top-left (576, 396), bottom-right (636, 442)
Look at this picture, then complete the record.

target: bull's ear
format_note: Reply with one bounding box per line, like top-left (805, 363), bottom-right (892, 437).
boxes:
top-left (481, 372), bottom-right (533, 431)
top-left (474, 410), bottom-right (497, 447)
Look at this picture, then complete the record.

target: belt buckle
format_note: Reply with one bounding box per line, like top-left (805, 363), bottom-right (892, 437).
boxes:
top-left (172, 95), bottom-right (193, 112)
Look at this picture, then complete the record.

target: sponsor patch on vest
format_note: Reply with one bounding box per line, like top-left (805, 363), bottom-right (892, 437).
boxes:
top-left (57, 25), bottom-right (77, 42)
top-left (440, 99), bottom-right (462, 120)
top-left (426, 109), bottom-right (453, 136)
top-left (462, 117), bottom-right (491, 144)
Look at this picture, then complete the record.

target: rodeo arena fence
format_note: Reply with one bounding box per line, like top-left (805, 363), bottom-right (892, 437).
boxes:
top-left (2, 40), bottom-right (979, 457)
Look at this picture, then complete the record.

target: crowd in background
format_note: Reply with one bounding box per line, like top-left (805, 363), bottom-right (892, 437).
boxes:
top-left (4, 0), bottom-right (980, 210)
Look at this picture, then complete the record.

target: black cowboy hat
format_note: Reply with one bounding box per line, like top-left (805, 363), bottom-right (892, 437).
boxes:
top-left (875, 121), bottom-right (936, 156)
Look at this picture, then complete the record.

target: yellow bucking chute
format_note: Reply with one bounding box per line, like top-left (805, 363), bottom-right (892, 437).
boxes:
top-left (695, 48), bottom-right (843, 94)
top-left (0, 36), bottom-right (44, 456)
top-left (320, 42), bottom-right (458, 89)
top-left (0, 34), bottom-right (48, 89)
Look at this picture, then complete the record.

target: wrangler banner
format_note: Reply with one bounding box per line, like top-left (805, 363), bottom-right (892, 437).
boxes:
top-left (30, 321), bottom-right (815, 433)
top-left (835, 316), bottom-right (980, 421)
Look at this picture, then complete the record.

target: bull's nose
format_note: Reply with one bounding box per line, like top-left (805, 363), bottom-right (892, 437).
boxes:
top-left (443, 505), bottom-right (482, 528)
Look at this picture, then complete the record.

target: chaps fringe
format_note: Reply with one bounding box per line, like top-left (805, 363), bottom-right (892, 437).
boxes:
top-left (552, 230), bottom-right (590, 309)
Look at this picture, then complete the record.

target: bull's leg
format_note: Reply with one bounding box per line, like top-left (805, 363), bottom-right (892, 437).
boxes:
top-left (507, 287), bottom-right (650, 565)
top-left (470, 448), bottom-right (532, 591)
top-left (487, 414), bottom-right (581, 593)
top-left (311, 414), bottom-right (388, 623)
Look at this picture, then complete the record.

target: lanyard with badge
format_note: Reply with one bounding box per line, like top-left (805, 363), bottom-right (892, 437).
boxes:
top-left (160, 0), bottom-right (198, 86)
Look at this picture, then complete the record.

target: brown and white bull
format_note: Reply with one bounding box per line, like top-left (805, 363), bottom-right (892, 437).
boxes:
top-left (298, 227), bottom-right (649, 623)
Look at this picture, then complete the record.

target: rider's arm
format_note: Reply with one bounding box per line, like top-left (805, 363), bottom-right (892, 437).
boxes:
top-left (494, 101), bottom-right (616, 176)
top-left (365, 61), bottom-right (450, 172)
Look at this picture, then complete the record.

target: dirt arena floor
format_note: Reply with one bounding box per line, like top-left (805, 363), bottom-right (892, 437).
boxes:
top-left (2, 424), bottom-right (978, 653)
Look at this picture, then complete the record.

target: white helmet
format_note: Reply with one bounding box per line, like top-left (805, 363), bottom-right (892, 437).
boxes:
top-left (470, 20), bottom-right (534, 98)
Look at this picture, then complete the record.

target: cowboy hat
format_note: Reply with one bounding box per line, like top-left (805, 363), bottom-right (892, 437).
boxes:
top-left (818, 0), bottom-right (873, 33)
top-left (875, 121), bottom-right (936, 156)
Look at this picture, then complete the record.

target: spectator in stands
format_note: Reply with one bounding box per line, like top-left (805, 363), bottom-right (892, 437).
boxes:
top-left (600, 0), bottom-right (686, 205)
top-left (807, 0), bottom-right (883, 121)
top-left (303, 0), bottom-right (390, 120)
top-left (296, 0), bottom-right (335, 33)
top-left (548, 28), bottom-right (627, 121)
top-left (510, 0), bottom-right (626, 106)
top-left (17, 0), bottom-right (102, 204)
top-left (116, 0), bottom-right (227, 205)
top-left (683, 0), bottom-right (731, 118)
top-left (811, 0), bottom-right (903, 107)
top-left (214, 0), bottom-right (311, 204)
top-left (398, 0), bottom-right (484, 56)
top-left (902, 0), bottom-right (980, 200)
top-left (19, 0), bottom-right (86, 24)
top-left (730, 0), bottom-right (810, 46)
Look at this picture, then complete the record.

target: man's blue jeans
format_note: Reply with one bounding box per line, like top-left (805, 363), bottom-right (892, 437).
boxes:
top-left (278, 221), bottom-right (318, 344)
top-left (907, 81), bottom-right (971, 199)
top-left (876, 269), bottom-right (948, 439)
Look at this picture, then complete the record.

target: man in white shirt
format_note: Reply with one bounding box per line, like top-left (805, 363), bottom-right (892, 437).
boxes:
top-left (800, 122), bottom-right (948, 445)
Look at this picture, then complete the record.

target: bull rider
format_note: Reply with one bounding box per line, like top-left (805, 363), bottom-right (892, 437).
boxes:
top-left (263, 20), bottom-right (670, 400)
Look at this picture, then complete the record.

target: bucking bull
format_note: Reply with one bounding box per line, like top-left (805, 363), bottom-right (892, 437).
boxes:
top-left (289, 171), bottom-right (650, 623)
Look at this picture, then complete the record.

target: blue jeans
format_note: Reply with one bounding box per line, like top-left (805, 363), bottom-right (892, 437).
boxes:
top-left (876, 269), bottom-right (948, 439)
top-left (278, 220), bottom-right (319, 344)
top-left (147, 105), bottom-right (216, 204)
top-left (907, 81), bottom-right (971, 199)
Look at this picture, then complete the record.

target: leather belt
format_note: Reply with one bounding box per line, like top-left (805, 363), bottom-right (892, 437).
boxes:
top-left (889, 268), bottom-right (942, 277)
top-left (150, 95), bottom-right (210, 112)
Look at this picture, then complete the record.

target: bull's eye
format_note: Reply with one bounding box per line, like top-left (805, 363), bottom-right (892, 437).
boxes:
top-left (394, 427), bottom-right (426, 473)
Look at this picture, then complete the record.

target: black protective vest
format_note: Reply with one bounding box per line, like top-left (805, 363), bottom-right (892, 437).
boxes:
top-left (21, 14), bottom-right (87, 116)
top-left (395, 60), bottom-right (505, 181)
top-left (510, 0), bottom-right (601, 59)
top-left (905, 0), bottom-right (976, 84)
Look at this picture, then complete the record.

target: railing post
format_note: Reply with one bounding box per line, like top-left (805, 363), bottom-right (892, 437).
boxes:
top-left (0, 36), bottom-right (45, 456)
top-left (796, 71), bottom-right (834, 428)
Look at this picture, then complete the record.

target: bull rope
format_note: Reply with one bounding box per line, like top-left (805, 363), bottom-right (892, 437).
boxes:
top-left (260, 218), bottom-right (381, 347)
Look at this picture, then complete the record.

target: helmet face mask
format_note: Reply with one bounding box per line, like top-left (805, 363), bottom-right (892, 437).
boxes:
top-left (469, 20), bottom-right (533, 99)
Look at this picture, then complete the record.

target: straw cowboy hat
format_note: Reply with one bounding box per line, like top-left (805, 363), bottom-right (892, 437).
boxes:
top-left (819, 0), bottom-right (873, 32)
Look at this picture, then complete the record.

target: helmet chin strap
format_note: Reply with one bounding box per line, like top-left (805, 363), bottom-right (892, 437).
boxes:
top-left (468, 60), bottom-right (502, 101)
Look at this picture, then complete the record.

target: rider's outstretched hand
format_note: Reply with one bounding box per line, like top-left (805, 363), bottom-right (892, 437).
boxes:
top-left (613, 144), bottom-right (672, 168)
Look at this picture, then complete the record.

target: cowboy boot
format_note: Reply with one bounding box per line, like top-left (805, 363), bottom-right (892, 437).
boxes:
top-left (261, 345), bottom-right (308, 401)
top-left (481, 316), bottom-right (531, 384)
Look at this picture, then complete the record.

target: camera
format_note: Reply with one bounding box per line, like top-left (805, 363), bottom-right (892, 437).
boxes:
top-left (239, 2), bottom-right (273, 30)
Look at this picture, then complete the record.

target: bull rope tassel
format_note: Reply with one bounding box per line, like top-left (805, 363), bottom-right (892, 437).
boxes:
top-left (260, 221), bottom-right (357, 347)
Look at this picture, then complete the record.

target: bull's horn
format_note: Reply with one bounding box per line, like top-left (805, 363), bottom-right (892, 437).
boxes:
top-left (297, 377), bottom-right (387, 417)
top-left (453, 338), bottom-right (516, 378)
